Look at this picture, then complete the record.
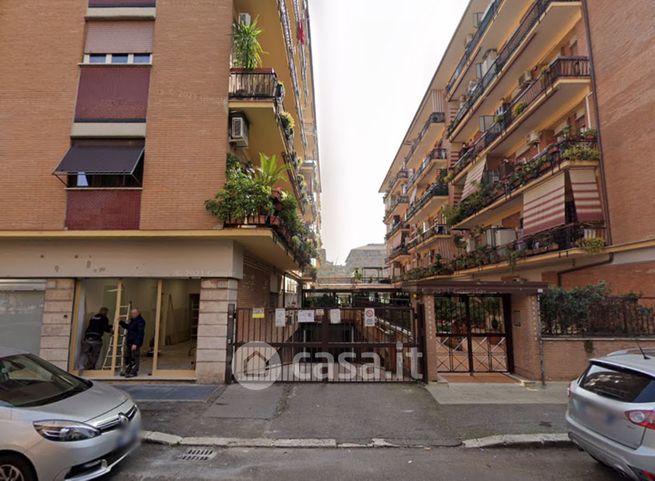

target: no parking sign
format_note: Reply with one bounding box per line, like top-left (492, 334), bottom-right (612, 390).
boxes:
top-left (364, 308), bottom-right (376, 327)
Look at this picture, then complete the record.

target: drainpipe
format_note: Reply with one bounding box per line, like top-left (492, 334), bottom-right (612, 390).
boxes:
top-left (581, 0), bottom-right (612, 245)
top-left (536, 292), bottom-right (546, 386)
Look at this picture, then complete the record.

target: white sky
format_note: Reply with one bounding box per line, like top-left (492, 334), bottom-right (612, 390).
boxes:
top-left (308, 0), bottom-right (468, 264)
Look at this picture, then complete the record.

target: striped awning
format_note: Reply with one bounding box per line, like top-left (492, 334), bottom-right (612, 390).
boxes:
top-left (461, 158), bottom-right (486, 200)
top-left (523, 172), bottom-right (566, 235)
top-left (569, 168), bottom-right (603, 223)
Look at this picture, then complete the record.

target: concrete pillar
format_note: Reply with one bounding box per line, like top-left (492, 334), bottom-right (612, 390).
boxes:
top-left (40, 279), bottom-right (75, 370)
top-left (196, 278), bottom-right (238, 384)
top-left (422, 293), bottom-right (440, 382)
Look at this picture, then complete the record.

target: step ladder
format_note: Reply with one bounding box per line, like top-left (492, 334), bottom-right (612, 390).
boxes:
top-left (101, 303), bottom-right (131, 371)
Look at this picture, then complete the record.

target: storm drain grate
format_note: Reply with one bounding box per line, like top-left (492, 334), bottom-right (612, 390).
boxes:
top-left (179, 447), bottom-right (217, 462)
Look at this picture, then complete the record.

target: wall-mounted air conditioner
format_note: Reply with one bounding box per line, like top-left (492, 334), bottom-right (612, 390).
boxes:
top-left (527, 131), bottom-right (540, 145)
top-left (238, 12), bottom-right (251, 26)
top-left (518, 70), bottom-right (533, 88)
top-left (229, 114), bottom-right (249, 147)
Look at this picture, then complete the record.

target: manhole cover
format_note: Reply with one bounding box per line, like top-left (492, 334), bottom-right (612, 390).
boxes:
top-left (179, 447), bottom-right (217, 462)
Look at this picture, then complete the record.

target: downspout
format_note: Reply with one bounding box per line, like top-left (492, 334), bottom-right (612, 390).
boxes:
top-left (536, 292), bottom-right (546, 386)
top-left (556, 254), bottom-right (614, 287)
top-left (581, 0), bottom-right (612, 245)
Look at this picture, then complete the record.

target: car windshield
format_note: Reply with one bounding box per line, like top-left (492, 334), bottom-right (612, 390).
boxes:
top-left (0, 354), bottom-right (90, 408)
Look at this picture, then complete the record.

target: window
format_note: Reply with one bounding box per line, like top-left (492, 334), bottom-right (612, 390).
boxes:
top-left (133, 53), bottom-right (152, 64)
top-left (89, 54), bottom-right (107, 64)
top-left (111, 53), bottom-right (129, 64)
top-left (67, 158), bottom-right (144, 188)
top-left (580, 362), bottom-right (655, 403)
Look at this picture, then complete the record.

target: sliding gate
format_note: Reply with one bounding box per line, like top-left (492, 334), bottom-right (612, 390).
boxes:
top-left (229, 306), bottom-right (425, 383)
top-left (434, 294), bottom-right (513, 373)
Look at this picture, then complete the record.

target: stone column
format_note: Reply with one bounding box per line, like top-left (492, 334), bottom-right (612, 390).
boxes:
top-left (422, 293), bottom-right (440, 382)
top-left (40, 279), bottom-right (75, 370)
top-left (196, 278), bottom-right (238, 384)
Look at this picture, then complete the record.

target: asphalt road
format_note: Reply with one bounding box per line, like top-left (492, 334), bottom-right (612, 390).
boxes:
top-left (105, 444), bottom-right (621, 481)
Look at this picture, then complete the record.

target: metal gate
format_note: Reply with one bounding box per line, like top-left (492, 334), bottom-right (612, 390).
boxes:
top-left (229, 306), bottom-right (425, 383)
top-left (434, 294), bottom-right (513, 373)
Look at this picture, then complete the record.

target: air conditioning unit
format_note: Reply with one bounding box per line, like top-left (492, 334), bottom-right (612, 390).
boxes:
top-left (518, 70), bottom-right (533, 87)
top-left (485, 228), bottom-right (517, 247)
top-left (238, 12), bottom-right (252, 26)
top-left (229, 115), bottom-right (249, 147)
top-left (527, 131), bottom-right (540, 145)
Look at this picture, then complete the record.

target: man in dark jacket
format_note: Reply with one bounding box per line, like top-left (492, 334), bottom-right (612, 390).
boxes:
top-left (119, 308), bottom-right (146, 378)
top-left (82, 307), bottom-right (112, 370)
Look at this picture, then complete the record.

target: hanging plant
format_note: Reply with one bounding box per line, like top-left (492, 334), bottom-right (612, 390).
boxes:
top-left (279, 111), bottom-right (295, 133)
top-left (232, 17), bottom-right (265, 70)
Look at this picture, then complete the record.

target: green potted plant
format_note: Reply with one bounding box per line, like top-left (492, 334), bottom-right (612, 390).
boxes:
top-left (232, 17), bottom-right (264, 70)
top-left (279, 111), bottom-right (295, 135)
top-left (513, 102), bottom-right (527, 117)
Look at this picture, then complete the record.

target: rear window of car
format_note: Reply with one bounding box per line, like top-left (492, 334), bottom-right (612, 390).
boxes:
top-left (579, 362), bottom-right (655, 403)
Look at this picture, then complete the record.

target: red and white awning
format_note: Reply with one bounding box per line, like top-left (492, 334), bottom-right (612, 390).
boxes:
top-left (461, 158), bottom-right (486, 200)
top-left (569, 168), bottom-right (603, 223)
top-left (523, 172), bottom-right (566, 235)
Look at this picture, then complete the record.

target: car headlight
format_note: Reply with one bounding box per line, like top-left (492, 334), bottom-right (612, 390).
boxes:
top-left (33, 420), bottom-right (100, 442)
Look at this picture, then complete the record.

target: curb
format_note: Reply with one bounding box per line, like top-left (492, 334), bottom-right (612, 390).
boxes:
top-left (462, 433), bottom-right (572, 449)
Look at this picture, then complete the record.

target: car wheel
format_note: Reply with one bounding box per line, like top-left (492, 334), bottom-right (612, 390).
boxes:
top-left (0, 454), bottom-right (35, 481)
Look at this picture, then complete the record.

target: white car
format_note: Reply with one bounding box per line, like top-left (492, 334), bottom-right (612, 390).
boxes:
top-left (0, 347), bottom-right (141, 481)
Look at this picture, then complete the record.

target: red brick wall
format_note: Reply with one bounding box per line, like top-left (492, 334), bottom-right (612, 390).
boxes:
top-left (65, 190), bottom-right (141, 230)
top-left (586, 0), bottom-right (655, 245)
top-left (0, 0), bottom-right (86, 229)
top-left (140, 0), bottom-right (232, 229)
top-left (543, 338), bottom-right (655, 381)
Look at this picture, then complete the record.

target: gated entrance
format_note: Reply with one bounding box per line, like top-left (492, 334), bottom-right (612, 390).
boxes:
top-left (434, 294), bottom-right (513, 373)
top-left (229, 306), bottom-right (425, 383)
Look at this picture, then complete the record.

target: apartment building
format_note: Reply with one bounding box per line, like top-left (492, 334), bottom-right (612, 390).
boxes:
top-left (381, 0), bottom-right (655, 380)
top-left (0, 0), bottom-right (321, 383)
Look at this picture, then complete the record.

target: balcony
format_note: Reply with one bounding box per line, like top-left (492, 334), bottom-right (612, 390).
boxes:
top-left (388, 244), bottom-right (409, 261)
top-left (406, 223), bottom-right (450, 251)
top-left (384, 195), bottom-right (409, 220)
top-left (448, 0), bottom-right (582, 141)
top-left (405, 183), bottom-right (449, 223)
top-left (387, 169), bottom-right (409, 192)
top-left (229, 68), bottom-right (283, 101)
top-left (405, 113), bottom-right (446, 170)
top-left (452, 57), bottom-right (591, 179)
top-left (407, 148), bottom-right (448, 190)
top-left (451, 137), bottom-right (599, 229)
top-left (385, 221), bottom-right (409, 240)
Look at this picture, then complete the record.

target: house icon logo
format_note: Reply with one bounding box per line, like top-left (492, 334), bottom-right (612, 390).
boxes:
top-left (233, 341), bottom-right (282, 390)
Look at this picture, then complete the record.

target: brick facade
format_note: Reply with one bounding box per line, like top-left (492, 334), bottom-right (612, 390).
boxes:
top-left (40, 279), bottom-right (75, 370)
top-left (65, 190), bottom-right (141, 230)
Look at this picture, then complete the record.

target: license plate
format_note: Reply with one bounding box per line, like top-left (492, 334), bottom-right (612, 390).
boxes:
top-left (582, 402), bottom-right (615, 425)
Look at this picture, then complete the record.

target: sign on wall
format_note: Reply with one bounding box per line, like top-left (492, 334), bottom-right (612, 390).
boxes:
top-left (253, 308), bottom-right (265, 319)
top-left (364, 308), bottom-right (376, 327)
top-left (298, 310), bottom-right (315, 323)
top-left (329, 309), bottom-right (341, 324)
top-left (275, 308), bottom-right (286, 327)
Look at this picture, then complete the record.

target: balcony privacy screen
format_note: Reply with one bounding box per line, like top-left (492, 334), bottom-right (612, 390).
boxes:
top-left (85, 21), bottom-right (154, 53)
top-left (461, 158), bottom-right (486, 200)
top-left (75, 66), bottom-right (151, 122)
top-left (523, 171), bottom-right (566, 235)
top-left (569, 168), bottom-right (603, 223)
top-left (54, 140), bottom-right (145, 175)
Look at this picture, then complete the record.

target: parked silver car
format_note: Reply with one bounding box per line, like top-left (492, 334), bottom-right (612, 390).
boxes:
top-left (0, 347), bottom-right (140, 481)
top-left (567, 349), bottom-right (655, 480)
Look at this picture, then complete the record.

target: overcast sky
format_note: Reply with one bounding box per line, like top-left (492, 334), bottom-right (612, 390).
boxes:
top-left (308, 0), bottom-right (467, 264)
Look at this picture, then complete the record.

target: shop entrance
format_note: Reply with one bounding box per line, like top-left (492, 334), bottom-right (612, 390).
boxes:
top-left (71, 278), bottom-right (200, 379)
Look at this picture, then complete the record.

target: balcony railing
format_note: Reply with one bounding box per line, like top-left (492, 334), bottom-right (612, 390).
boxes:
top-left (406, 224), bottom-right (450, 250)
top-left (389, 244), bottom-right (409, 260)
top-left (228, 69), bottom-right (282, 100)
top-left (407, 148), bottom-right (449, 189)
top-left (387, 169), bottom-right (409, 190)
top-left (447, 0), bottom-right (580, 138)
top-left (451, 57), bottom-right (590, 176)
top-left (446, 0), bottom-right (502, 93)
top-left (405, 183), bottom-right (449, 221)
top-left (385, 221), bottom-right (409, 240)
top-left (404, 112), bottom-right (446, 164)
top-left (385, 195), bottom-right (409, 219)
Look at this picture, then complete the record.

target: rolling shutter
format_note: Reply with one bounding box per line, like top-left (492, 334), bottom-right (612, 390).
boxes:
top-left (85, 21), bottom-right (154, 54)
top-left (569, 168), bottom-right (603, 223)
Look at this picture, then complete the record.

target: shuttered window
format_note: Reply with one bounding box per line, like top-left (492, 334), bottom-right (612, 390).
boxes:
top-left (461, 158), bottom-right (486, 200)
top-left (75, 66), bottom-right (151, 122)
top-left (85, 21), bottom-right (154, 54)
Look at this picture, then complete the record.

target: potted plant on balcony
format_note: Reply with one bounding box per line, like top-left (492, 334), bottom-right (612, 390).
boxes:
top-left (579, 128), bottom-right (597, 141)
top-left (279, 111), bottom-right (295, 136)
top-left (512, 101), bottom-right (527, 117)
top-left (232, 16), bottom-right (264, 70)
top-left (562, 145), bottom-right (600, 161)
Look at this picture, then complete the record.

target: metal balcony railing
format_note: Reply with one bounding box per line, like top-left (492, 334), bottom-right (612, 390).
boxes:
top-left (447, 0), bottom-right (580, 138)
top-left (228, 69), bottom-right (282, 100)
top-left (451, 57), bottom-right (590, 176)
top-left (405, 183), bottom-right (449, 221)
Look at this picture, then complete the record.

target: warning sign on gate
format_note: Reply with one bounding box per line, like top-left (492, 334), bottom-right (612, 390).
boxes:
top-left (364, 308), bottom-right (376, 327)
top-left (253, 308), bottom-right (265, 319)
top-left (275, 308), bottom-right (286, 327)
top-left (298, 310), bottom-right (315, 323)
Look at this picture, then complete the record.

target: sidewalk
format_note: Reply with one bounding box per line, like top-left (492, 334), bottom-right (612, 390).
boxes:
top-left (116, 381), bottom-right (570, 447)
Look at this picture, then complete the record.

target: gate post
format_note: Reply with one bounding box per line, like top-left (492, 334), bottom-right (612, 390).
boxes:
top-left (225, 303), bottom-right (236, 384)
top-left (421, 293), bottom-right (439, 382)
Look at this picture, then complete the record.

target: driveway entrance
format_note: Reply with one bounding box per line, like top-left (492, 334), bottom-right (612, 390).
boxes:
top-left (434, 294), bottom-right (513, 373)
top-left (229, 306), bottom-right (425, 383)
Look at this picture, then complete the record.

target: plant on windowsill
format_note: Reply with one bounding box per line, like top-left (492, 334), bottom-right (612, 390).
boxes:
top-left (575, 237), bottom-right (606, 255)
top-left (232, 16), bottom-right (265, 70)
top-left (561, 145), bottom-right (600, 161)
